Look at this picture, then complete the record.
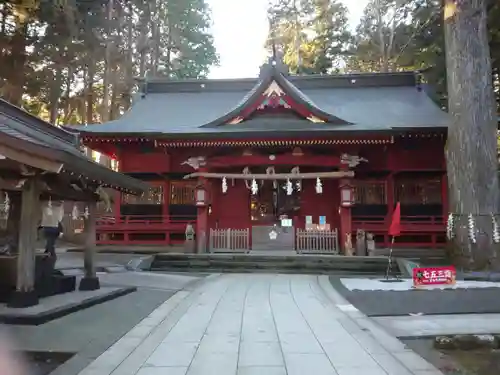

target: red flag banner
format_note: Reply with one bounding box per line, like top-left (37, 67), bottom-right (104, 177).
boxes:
top-left (389, 202), bottom-right (401, 237)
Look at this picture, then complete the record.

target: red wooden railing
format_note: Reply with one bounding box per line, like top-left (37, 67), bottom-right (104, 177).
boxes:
top-left (97, 215), bottom-right (195, 225)
top-left (352, 215), bottom-right (446, 229)
top-left (96, 215), bottom-right (196, 245)
top-left (352, 215), bottom-right (445, 248)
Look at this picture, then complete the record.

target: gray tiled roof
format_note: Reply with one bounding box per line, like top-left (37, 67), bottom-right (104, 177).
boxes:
top-left (0, 99), bottom-right (147, 194)
top-left (71, 71), bottom-right (450, 136)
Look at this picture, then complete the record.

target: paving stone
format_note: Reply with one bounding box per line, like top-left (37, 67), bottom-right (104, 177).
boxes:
top-left (137, 367), bottom-right (188, 375)
top-left (187, 351), bottom-right (238, 375)
top-left (197, 333), bottom-right (240, 354)
top-left (237, 366), bottom-right (287, 375)
top-left (335, 367), bottom-right (388, 375)
top-left (323, 342), bottom-right (380, 369)
top-left (371, 353), bottom-right (414, 375)
top-left (239, 341), bottom-right (284, 366)
top-left (279, 332), bottom-right (323, 354)
top-left (145, 341), bottom-right (199, 367)
top-left (284, 353), bottom-right (338, 375)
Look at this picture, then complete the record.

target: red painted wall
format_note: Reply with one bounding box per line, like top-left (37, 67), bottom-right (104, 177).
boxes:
top-left (210, 179), bottom-right (250, 229)
top-left (121, 152), bottom-right (170, 173)
top-left (296, 179), bottom-right (339, 230)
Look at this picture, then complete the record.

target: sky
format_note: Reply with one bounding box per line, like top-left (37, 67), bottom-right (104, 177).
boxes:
top-left (207, 0), bottom-right (370, 79)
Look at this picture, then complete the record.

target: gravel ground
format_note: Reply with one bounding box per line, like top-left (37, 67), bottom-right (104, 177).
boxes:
top-left (329, 276), bottom-right (500, 316)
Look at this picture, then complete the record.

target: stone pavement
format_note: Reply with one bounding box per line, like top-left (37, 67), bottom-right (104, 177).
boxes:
top-left (77, 274), bottom-right (444, 375)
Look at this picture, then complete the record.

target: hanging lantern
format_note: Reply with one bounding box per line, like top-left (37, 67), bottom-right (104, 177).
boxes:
top-left (492, 214), bottom-right (500, 244)
top-left (315, 178), bottom-right (323, 194)
top-left (286, 179), bottom-right (293, 196)
top-left (340, 183), bottom-right (354, 207)
top-left (468, 214), bottom-right (476, 244)
top-left (222, 177), bottom-right (228, 194)
top-left (83, 206), bottom-right (90, 219)
top-left (251, 179), bottom-right (259, 195)
top-left (195, 185), bottom-right (207, 207)
top-left (72, 205), bottom-right (79, 220)
top-left (446, 213), bottom-right (455, 240)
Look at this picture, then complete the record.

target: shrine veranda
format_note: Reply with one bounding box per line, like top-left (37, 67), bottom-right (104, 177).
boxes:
top-left (71, 63), bottom-right (450, 252)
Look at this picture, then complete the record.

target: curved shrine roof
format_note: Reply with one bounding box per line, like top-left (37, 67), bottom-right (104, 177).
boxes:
top-left (69, 68), bottom-right (450, 137)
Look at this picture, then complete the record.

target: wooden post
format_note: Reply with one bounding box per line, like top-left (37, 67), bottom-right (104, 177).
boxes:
top-left (8, 178), bottom-right (40, 307)
top-left (338, 178), bottom-right (352, 254)
top-left (79, 200), bottom-right (100, 291)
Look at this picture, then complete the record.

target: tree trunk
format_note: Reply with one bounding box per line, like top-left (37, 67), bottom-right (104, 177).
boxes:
top-left (7, 20), bottom-right (28, 106)
top-left (444, 0), bottom-right (499, 269)
top-left (374, 0), bottom-right (388, 72)
top-left (101, 0), bottom-right (114, 123)
top-left (85, 64), bottom-right (95, 124)
top-left (48, 67), bottom-right (63, 124)
top-left (125, 2), bottom-right (134, 110)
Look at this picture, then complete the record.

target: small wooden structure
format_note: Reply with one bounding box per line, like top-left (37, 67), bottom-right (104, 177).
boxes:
top-left (0, 99), bottom-right (147, 307)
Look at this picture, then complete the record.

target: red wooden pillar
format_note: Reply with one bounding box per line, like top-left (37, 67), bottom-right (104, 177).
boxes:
top-left (114, 152), bottom-right (122, 224)
top-left (338, 178), bottom-right (352, 254)
top-left (196, 168), bottom-right (209, 253)
top-left (113, 191), bottom-right (121, 223)
top-left (162, 151), bottom-right (171, 245)
top-left (441, 173), bottom-right (448, 218)
top-left (163, 179), bottom-right (170, 245)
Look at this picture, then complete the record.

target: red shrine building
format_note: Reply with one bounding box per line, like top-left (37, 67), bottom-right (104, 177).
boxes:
top-left (70, 60), bottom-right (450, 253)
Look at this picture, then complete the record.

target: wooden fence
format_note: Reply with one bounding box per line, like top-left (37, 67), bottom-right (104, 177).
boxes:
top-left (296, 229), bottom-right (339, 254)
top-left (209, 228), bottom-right (250, 253)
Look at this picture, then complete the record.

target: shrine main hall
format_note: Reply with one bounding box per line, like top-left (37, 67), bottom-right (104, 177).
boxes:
top-left (69, 60), bottom-right (449, 253)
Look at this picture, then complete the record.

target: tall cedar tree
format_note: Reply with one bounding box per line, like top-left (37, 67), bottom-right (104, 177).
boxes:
top-left (444, 0), bottom-right (499, 269)
top-left (0, 0), bottom-right (218, 124)
top-left (266, 0), bottom-right (350, 74)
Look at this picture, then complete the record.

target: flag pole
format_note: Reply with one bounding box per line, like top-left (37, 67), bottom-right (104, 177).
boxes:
top-left (385, 236), bottom-right (395, 280)
top-left (382, 201), bottom-right (402, 282)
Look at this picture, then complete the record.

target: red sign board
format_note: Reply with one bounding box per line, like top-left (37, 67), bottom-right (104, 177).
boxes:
top-left (412, 266), bottom-right (457, 287)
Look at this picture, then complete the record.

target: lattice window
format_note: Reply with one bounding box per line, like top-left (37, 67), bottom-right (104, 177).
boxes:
top-left (353, 181), bottom-right (387, 205)
top-left (395, 178), bottom-right (442, 205)
top-left (170, 181), bottom-right (196, 205)
top-left (122, 185), bottom-right (164, 205)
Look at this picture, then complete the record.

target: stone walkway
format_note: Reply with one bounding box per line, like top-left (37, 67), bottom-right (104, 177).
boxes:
top-left (78, 274), bottom-right (443, 375)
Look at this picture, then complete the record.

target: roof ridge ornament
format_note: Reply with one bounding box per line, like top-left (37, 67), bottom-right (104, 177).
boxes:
top-left (259, 51), bottom-right (289, 79)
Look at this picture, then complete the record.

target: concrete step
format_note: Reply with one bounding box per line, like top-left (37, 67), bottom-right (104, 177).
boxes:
top-left (150, 253), bottom-right (398, 275)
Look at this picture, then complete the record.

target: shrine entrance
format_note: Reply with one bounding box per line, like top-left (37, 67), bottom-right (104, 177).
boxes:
top-left (250, 178), bottom-right (300, 251)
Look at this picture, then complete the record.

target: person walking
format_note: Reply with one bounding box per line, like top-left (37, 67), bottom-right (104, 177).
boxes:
top-left (40, 200), bottom-right (64, 258)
